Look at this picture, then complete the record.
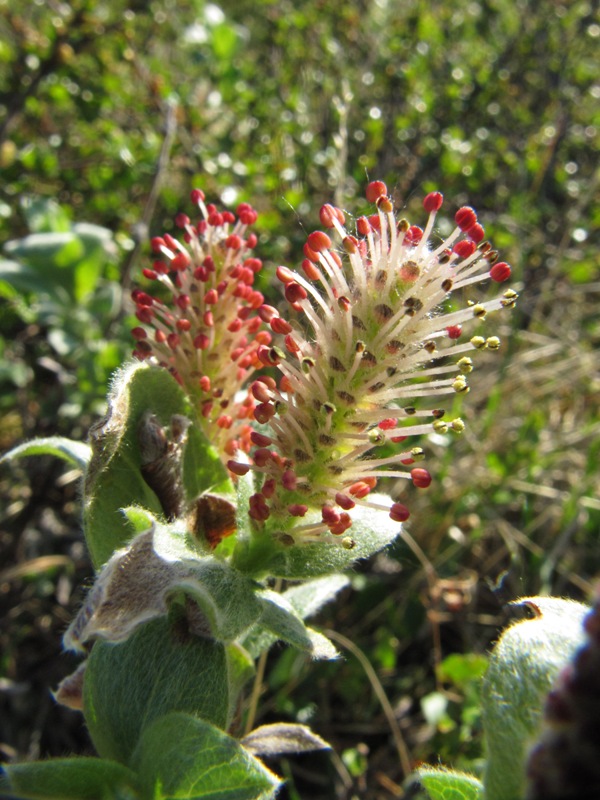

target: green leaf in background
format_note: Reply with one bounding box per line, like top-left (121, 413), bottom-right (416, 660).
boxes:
top-left (83, 617), bottom-right (231, 766)
top-left (0, 436), bottom-right (92, 471)
top-left (134, 712), bottom-right (281, 800)
top-left (0, 757), bottom-right (139, 800)
top-left (20, 196), bottom-right (72, 234)
top-left (418, 767), bottom-right (483, 800)
top-left (255, 589), bottom-right (338, 660)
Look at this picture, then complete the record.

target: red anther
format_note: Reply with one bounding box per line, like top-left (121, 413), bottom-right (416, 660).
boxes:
top-left (390, 503), bottom-right (410, 522)
top-left (222, 211), bottom-right (235, 224)
top-left (307, 231), bottom-right (332, 252)
top-left (256, 345), bottom-right (277, 366)
top-left (176, 294), bottom-right (191, 310)
top-left (133, 342), bottom-right (151, 358)
top-left (204, 311), bottom-right (214, 328)
top-left (423, 191), bottom-right (443, 213)
top-left (378, 418), bottom-right (397, 430)
top-left (302, 259), bottom-right (321, 281)
top-left (142, 268), bottom-right (158, 280)
top-left (253, 448), bottom-right (273, 467)
top-left (226, 234), bottom-right (243, 250)
top-left (251, 380), bottom-right (272, 402)
top-left (446, 325), bottom-right (462, 339)
top-left (197, 220), bottom-right (207, 235)
top-left (150, 236), bottom-right (166, 253)
top-left (251, 431), bottom-right (273, 447)
top-left (348, 481), bottom-right (372, 499)
top-left (193, 266), bottom-right (208, 282)
top-left (134, 291), bottom-right (153, 307)
top-left (404, 225), bottom-right (424, 245)
top-left (342, 235), bottom-right (359, 254)
top-left (239, 267), bottom-right (254, 284)
top-left (391, 435), bottom-right (406, 443)
top-left (319, 203), bottom-right (345, 228)
top-left (330, 512), bottom-right (352, 535)
top-left (366, 180), bottom-right (388, 203)
top-left (207, 212), bottom-right (224, 227)
top-left (357, 216), bottom-right (372, 236)
top-left (233, 284), bottom-right (250, 299)
top-left (227, 460), bottom-right (250, 476)
top-left (377, 195), bottom-right (394, 213)
top-left (401, 456), bottom-right (415, 465)
top-left (153, 261), bottom-right (169, 274)
top-left (363, 477), bottom-right (377, 489)
top-left (134, 304), bottom-right (152, 323)
top-left (230, 347), bottom-right (244, 362)
top-left (216, 280), bottom-right (228, 295)
top-left (455, 206), bottom-right (478, 232)
top-left (261, 478), bottom-right (276, 498)
top-left (163, 234), bottom-right (178, 250)
top-left (201, 400), bottom-right (213, 418)
top-left (338, 296), bottom-right (351, 312)
top-left (171, 252), bottom-right (191, 271)
top-left (167, 333), bottom-right (180, 350)
top-left (453, 239), bottom-right (477, 258)
top-left (303, 242), bottom-right (320, 262)
top-left (285, 282), bottom-right (308, 304)
top-left (245, 233), bottom-right (258, 249)
top-left (255, 330), bottom-right (272, 345)
top-left (368, 213), bottom-right (381, 231)
top-left (226, 318), bottom-right (241, 333)
top-left (244, 257), bottom-right (261, 273)
top-left (399, 261), bottom-right (420, 282)
top-left (288, 504), bottom-right (308, 517)
top-left (411, 467), bottom-right (432, 488)
top-left (335, 493), bottom-right (355, 510)
top-left (282, 469), bottom-right (297, 490)
top-left (199, 375), bottom-right (211, 392)
top-left (131, 327), bottom-right (147, 340)
top-left (271, 316), bottom-right (292, 334)
top-left (176, 319), bottom-right (191, 332)
top-left (330, 250), bottom-right (342, 268)
top-left (248, 290), bottom-right (264, 309)
top-left (190, 188), bottom-right (205, 203)
top-left (468, 222), bottom-right (485, 243)
top-left (175, 213), bottom-right (190, 228)
top-left (490, 262), bottom-right (512, 282)
top-left (203, 256), bottom-right (215, 271)
top-left (257, 304), bottom-right (279, 323)
top-left (276, 266), bottom-right (296, 284)
top-left (284, 334), bottom-right (300, 354)
top-left (279, 375), bottom-right (294, 393)
top-left (193, 333), bottom-right (210, 349)
top-left (254, 402), bottom-right (276, 424)
top-left (204, 289), bottom-right (218, 305)
top-left (155, 329), bottom-right (167, 344)
top-left (322, 506), bottom-right (340, 524)
top-left (217, 415), bottom-right (233, 429)
top-left (247, 318), bottom-right (262, 334)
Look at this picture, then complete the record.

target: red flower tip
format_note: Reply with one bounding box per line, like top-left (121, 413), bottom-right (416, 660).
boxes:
top-left (468, 222), bottom-right (485, 243)
top-left (423, 191), bottom-right (443, 213)
top-left (366, 180), bottom-right (388, 203)
top-left (489, 261), bottom-right (512, 282)
top-left (455, 206), bottom-right (478, 232)
top-left (446, 325), bottom-right (462, 339)
top-left (175, 213), bottom-right (190, 228)
top-left (307, 231), bottom-right (332, 252)
top-left (411, 468), bottom-right (432, 489)
top-left (453, 239), bottom-right (477, 259)
top-left (404, 225), bottom-right (424, 245)
top-left (319, 204), bottom-right (345, 228)
top-left (390, 503), bottom-right (410, 522)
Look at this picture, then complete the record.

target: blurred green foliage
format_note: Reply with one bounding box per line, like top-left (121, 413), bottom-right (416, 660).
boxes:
top-left (0, 0), bottom-right (598, 796)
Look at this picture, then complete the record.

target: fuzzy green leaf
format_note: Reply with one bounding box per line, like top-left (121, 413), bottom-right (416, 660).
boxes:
top-left (0, 757), bottom-right (139, 800)
top-left (418, 767), bottom-right (483, 800)
top-left (83, 617), bottom-right (231, 765)
top-left (133, 712), bottom-right (281, 800)
top-left (0, 436), bottom-right (91, 470)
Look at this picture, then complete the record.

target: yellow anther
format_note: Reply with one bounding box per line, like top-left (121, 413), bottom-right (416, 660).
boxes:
top-left (457, 356), bottom-right (474, 374)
